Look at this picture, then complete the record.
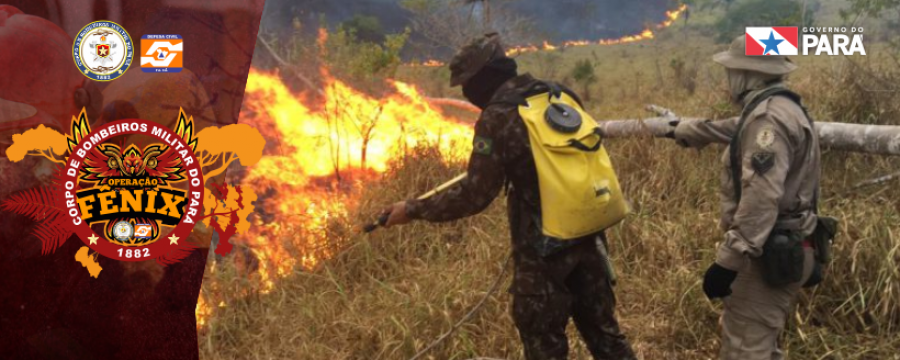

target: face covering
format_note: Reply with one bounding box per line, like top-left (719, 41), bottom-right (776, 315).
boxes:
top-left (462, 57), bottom-right (518, 109)
top-left (726, 68), bottom-right (783, 104)
top-left (727, 69), bottom-right (751, 103)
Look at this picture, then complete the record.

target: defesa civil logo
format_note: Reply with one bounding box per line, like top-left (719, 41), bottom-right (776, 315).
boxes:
top-left (746, 26), bottom-right (866, 56)
top-left (73, 20), bottom-right (134, 81)
top-left (141, 34), bottom-right (183, 73)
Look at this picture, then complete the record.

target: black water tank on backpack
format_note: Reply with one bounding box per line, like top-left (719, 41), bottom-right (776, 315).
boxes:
top-left (544, 103), bottom-right (582, 133)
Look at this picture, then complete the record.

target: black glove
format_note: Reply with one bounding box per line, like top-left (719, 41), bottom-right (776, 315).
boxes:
top-left (703, 263), bottom-right (738, 300)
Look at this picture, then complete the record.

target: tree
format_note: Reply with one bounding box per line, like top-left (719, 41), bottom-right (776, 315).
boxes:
top-left (463, 0), bottom-right (491, 27)
top-left (570, 59), bottom-right (597, 102)
top-left (841, 0), bottom-right (900, 45)
top-left (323, 26), bottom-right (408, 86)
top-left (841, 0), bottom-right (900, 19)
top-left (319, 27), bottom-right (411, 176)
top-left (400, 0), bottom-right (535, 56)
top-left (6, 124), bottom-right (67, 164)
top-left (201, 182), bottom-right (257, 256)
top-left (669, 57), bottom-right (698, 95)
top-left (598, 106), bottom-right (900, 157)
top-left (195, 123), bottom-right (266, 179)
top-left (340, 14), bottom-right (386, 44)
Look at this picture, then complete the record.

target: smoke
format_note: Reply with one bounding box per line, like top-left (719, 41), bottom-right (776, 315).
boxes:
top-left (261, 0), bottom-right (676, 44)
top-left (506, 0), bottom-right (673, 42)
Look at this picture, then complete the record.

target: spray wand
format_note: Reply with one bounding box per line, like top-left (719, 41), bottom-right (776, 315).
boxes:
top-left (363, 172), bottom-right (468, 233)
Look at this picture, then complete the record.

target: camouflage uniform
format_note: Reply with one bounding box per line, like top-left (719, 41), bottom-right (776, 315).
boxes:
top-left (405, 35), bottom-right (636, 359)
top-left (674, 36), bottom-right (821, 360)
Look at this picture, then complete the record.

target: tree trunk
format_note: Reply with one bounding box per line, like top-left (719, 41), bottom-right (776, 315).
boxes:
top-left (483, 0), bottom-right (490, 29)
top-left (598, 116), bottom-right (900, 156)
top-left (430, 102), bottom-right (900, 156)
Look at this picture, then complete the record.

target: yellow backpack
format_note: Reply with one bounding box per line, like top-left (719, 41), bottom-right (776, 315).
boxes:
top-left (517, 91), bottom-right (629, 240)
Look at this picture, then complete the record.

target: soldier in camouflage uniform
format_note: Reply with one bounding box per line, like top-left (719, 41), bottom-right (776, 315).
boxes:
top-left (668, 35), bottom-right (820, 360)
top-left (382, 33), bottom-right (637, 360)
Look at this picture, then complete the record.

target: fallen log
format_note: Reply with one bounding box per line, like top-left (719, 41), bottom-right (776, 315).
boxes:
top-left (596, 105), bottom-right (900, 156)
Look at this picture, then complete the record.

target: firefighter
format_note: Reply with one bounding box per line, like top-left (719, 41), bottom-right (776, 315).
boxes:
top-left (380, 33), bottom-right (636, 360)
top-left (667, 35), bottom-right (821, 359)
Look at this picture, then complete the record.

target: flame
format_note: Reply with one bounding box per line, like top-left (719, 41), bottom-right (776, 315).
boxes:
top-left (417, 59), bottom-right (446, 67)
top-left (196, 294), bottom-right (210, 328)
top-left (196, 68), bottom-right (474, 327)
top-left (502, 4), bottom-right (687, 56)
top-left (239, 66), bottom-right (475, 269)
top-left (317, 27), bottom-right (329, 49)
top-left (659, 4), bottom-right (688, 28)
top-left (197, 3), bottom-right (688, 329)
top-left (243, 69), bottom-right (471, 180)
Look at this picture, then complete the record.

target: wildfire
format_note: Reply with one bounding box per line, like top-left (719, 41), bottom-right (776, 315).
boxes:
top-left (196, 3), bottom-right (689, 329)
top-left (196, 68), bottom-right (474, 328)
top-left (317, 27), bottom-right (329, 50)
top-left (505, 4), bottom-right (687, 56)
top-left (196, 294), bottom-right (211, 328)
top-left (243, 69), bottom-right (472, 179)
top-left (416, 59), bottom-right (446, 67)
top-left (659, 4), bottom-right (688, 28)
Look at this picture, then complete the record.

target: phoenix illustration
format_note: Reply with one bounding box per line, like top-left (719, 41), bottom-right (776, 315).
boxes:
top-left (66, 110), bottom-right (198, 186)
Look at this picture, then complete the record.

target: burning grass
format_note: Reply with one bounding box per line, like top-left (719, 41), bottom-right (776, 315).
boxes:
top-left (198, 33), bottom-right (900, 359)
top-left (504, 4), bottom-right (689, 56)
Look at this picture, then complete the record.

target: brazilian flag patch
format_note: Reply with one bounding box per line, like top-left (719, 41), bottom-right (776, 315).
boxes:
top-left (473, 136), bottom-right (493, 155)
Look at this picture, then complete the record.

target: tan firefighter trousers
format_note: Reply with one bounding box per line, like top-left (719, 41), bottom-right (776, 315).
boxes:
top-left (720, 247), bottom-right (815, 360)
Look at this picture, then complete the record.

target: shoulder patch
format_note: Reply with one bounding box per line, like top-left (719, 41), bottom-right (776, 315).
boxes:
top-left (751, 152), bottom-right (775, 174)
top-left (756, 126), bottom-right (776, 149)
top-left (473, 136), bottom-right (493, 155)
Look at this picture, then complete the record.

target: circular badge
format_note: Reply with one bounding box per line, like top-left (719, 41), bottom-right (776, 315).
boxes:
top-left (73, 20), bottom-right (134, 82)
top-left (113, 221), bottom-right (134, 242)
top-left (60, 118), bottom-right (204, 262)
top-left (756, 126), bottom-right (776, 149)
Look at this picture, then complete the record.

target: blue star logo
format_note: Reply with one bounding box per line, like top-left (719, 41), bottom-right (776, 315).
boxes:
top-left (759, 31), bottom-right (784, 55)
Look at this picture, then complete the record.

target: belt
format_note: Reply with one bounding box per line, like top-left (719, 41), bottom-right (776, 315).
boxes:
top-left (774, 215), bottom-right (805, 231)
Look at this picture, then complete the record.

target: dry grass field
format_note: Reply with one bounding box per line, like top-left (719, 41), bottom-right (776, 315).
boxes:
top-left (198, 26), bottom-right (900, 360)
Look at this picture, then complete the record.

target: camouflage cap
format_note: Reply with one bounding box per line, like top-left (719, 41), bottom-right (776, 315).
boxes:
top-left (713, 35), bottom-right (797, 75)
top-left (449, 32), bottom-right (507, 87)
